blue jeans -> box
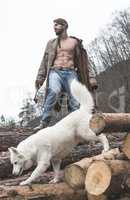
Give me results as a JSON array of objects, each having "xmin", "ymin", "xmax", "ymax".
[{"xmin": 41, "ymin": 68, "xmax": 80, "ymax": 122}]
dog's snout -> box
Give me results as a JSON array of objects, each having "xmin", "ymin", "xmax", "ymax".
[
  {"xmin": 12, "ymin": 170, "xmax": 19, "ymax": 176},
  {"xmin": 12, "ymin": 171, "xmax": 17, "ymax": 176}
]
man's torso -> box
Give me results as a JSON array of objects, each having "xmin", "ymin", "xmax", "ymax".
[{"xmin": 53, "ymin": 37, "xmax": 78, "ymax": 68}]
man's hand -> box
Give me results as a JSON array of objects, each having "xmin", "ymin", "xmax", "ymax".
[
  {"xmin": 35, "ymin": 79, "xmax": 44, "ymax": 90},
  {"xmin": 89, "ymin": 78, "xmax": 98, "ymax": 90}
]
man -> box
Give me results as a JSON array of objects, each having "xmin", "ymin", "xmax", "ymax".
[{"xmin": 34, "ymin": 18, "xmax": 97, "ymax": 130}]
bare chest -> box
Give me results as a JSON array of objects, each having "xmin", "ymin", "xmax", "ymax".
[{"xmin": 57, "ymin": 38, "xmax": 77, "ymax": 53}]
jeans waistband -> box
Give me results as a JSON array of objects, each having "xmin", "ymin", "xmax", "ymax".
[{"xmin": 51, "ymin": 66, "xmax": 76, "ymax": 71}]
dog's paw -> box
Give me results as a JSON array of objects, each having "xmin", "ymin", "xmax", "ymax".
[
  {"xmin": 102, "ymin": 148, "xmax": 109, "ymax": 154},
  {"xmin": 20, "ymin": 180, "xmax": 31, "ymax": 186}
]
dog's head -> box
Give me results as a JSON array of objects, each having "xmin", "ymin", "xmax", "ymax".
[{"xmin": 8, "ymin": 147, "xmax": 33, "ymax": 176}]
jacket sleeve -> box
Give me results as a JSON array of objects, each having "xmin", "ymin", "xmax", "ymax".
[
  {"xmin": 36, "ymin": 41, "xmax": 50, "ymax": 81},
  {"xmin": 88, "ymin": 62, "xmax": 96, "ymax": 78},
  {"xmin": 82, "ymin": 44, "xmax": 96, "ymax": 79}
]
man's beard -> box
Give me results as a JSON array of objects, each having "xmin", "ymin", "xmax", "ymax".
[{"xmin": 55, "ymin": 29, "xmax": 64, "ymax": 36}]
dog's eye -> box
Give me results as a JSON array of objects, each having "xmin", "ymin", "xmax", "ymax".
[{"xmin": 14, "ymin": 162, "xmax": 17, "ymax": 165}]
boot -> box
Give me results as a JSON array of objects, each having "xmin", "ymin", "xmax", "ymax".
[{"xmin": 33, "ymin": 120, "xmax": 48, "ymax": 131}]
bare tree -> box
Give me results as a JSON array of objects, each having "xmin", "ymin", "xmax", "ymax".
[{"xmin": 88, "ymin": 8, "xmax": 130, "ymax": 73}]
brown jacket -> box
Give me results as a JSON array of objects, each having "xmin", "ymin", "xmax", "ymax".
[
  {"xmin": 36, "ymin": 37, "xmax": 96, "ymax": 88},
  {"xmin": 36, "ymin": 37, "xmax": 97, "ymax": 110}
]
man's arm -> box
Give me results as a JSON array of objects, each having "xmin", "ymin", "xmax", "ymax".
[
  {"xmin": 35, "ymin": 41, "xmax": 50, "ymax": 89},
  {"xmin": 83, "ymin": 45, "xmax": 98, "ymax": 90}
]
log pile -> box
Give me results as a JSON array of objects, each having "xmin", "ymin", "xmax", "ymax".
[
  {"xmin": 64, "ymin": 148, "xmax": 130, "ymax": 199},
  {"xmin": 0, "ymin": 113, "xmax": 130, "ymax": 199}
]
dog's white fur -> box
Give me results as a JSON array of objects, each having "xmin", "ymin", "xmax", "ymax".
[{"xmin": 8, "ymin": 80, "xmax": 109, "ymax": 186}]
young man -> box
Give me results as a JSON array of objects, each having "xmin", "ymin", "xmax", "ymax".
[{"xmin": 34, "ymin": 18, "xmax": 97, "ymax": 130}]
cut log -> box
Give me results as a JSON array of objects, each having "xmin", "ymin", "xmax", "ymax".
[
  {"xmin": 0, "ymin": 182, "xmax": 86, "ymax": 200},
  {"xmin": 90, "ymin": 113, "xmax": 130, "ymax": 133},
  {"xmin": 122, "ymin": 133, "xmax": 130, "ymax": 159},
  {"xmin": 65, "ymin": 148, "xmax": 130, "ymax": 195},
  {"xmin": 85, "ymin": 159, "xmax": 130, "ymax": 195},
  {"xmin": 64, "ymin": 148, "xmax": 120, "ymax": 189},
  {"xmin": 85, "ymin": 160, "xmax": 111, "ymax": 195}
]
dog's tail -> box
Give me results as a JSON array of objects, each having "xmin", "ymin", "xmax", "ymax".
[{"xmin": 71, "ymin": 79, "xmax": 94, "ymax": 113}]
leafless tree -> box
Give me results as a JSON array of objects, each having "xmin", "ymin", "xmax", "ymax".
[{"xmin": 88, "ymin": 8, "xmax": 130, "ymax": 73}]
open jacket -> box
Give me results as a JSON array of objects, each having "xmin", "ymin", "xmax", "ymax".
[{"xmin": 36, "ymin": 37, "xmax": 96, "ymax": 110}]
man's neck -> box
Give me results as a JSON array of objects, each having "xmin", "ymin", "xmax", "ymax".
[{"xmin": 58, "ymin": 32, "xmax": 68, "ymax": 40}]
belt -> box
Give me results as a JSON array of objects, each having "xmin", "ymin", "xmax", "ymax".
[{"xmin": 51, "ymin": 66, "xmax": 76, "ymax": 71}]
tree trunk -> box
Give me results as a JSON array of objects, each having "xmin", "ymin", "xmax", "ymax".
[{"xmin": 90, "ymin": 113, "xmax": 130, "ymax": 134}]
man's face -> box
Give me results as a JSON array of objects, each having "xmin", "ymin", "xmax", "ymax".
[{"xmin": 54, "ymin": 22, "xmax": 65, "ymax": 35}]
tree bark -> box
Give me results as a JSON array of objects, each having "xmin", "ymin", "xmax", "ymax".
[{"xmin": 90, "ymin": 113, "xmax": 130, "ymax": 133}]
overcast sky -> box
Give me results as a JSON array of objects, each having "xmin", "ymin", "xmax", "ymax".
[{"xmin": 0, "ymin": 0, "xmax": 130, "ymax": 120}]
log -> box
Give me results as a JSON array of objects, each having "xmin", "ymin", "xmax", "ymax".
[
  {"xmin": 122, "ymin": 133, "xmax": 130, "ymax": 159},
  {"xmin": 0, "ymin": 182, "xmax": 86, "ymax": 200},
  {"xmin": 0, "ymin": 131, "xmax": 32, "ymax": 151},
  {"xmin": 0, "ymin": 170, "xmax": 64, "ymax": 186},
  {"xmin": 64, "ymin": 148, "xmax": 121, "ymax": 189},
  {"xmin": 65, "ymin": 151, "xmax": 130, "ymax": 196},
  {"xmin": 85, "ymin": 160, "xmax": 111, "ymax": 196},
  {"xmin": 85, "ymin": 160, "xmax": 130, "ymax": 196},
  {"xmin": 85, "ymin": 161, "xmax": 111, "ymax": 195},
  {"xmin": 90, "ymin": 113, "xmax": 130, "ymax": 133}
]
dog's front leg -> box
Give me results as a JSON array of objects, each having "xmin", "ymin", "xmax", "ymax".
[
  {"xmin": 49, "ymin": 159, "xmax": 62, "ymax": 183},
  {"xmin": 20, "ymin": 161, "xmax": 50, "ymax": 186},
  {"xmin": 98, "ymin": 133, "xmax": 110, "ymax": 153}
]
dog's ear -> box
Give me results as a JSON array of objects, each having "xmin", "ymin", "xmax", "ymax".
[{"xmin": 8, "ymin": 147, "xmax": 19, "ymax": 155}]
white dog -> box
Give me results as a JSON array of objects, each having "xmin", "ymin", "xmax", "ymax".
[{"xmin": 8, "ymin": 80, "xmax": 109, "ymax": 186}]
